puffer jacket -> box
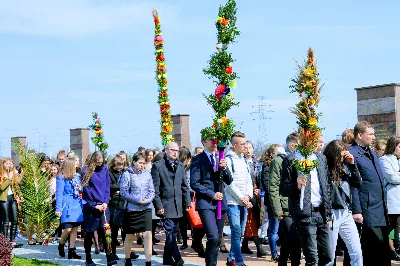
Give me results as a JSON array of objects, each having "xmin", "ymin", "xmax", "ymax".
[
  {"xmin": 280, "ymin": 152, "xmax": 332, "ymax": 223},
  {"xmin": 225, "ymin": 148, "xmax": 253, "ymax": 206},
  {"xmin": 120, "ymin": 168, "xmax": 155, "ymax": 212}
]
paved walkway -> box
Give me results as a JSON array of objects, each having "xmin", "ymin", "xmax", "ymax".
[{"xmin": 12, "ymin": 227, "xmax": 400, "ymax": 266}]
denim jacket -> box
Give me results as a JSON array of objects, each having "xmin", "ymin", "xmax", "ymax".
[{"xmin": 120, "ymin": 168, "xmax": 155, "ymax": 212}]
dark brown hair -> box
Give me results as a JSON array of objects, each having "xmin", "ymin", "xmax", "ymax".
[
  {"xmin": 132, "ymin": 153, "xmax": 146, "ymax": 164},
  {"xmin": 145, "ymin": 149, "xmax": 154, "ymax": 162},
  {"xmin": 323, "ymin": 140, "xmax": 346, "ymax": 182},
  {"xmin": 354, "ymin": 121, "xmax": 372, "ymax": 138},
  {"xmin": 179, "ymin": 146, "xmax": 192, "ymax": 171},
  {"xmin": 260, "ymin": 144, "xmax": 281, "ymax": 166},
  {"xmin": 384, "ymin": 137, "xmax": 400, "ymax": 155}
]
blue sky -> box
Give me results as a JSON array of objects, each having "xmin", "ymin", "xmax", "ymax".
[{"xmin": 0, "ymin": 0, "xmax": 399, "ymax": 157}]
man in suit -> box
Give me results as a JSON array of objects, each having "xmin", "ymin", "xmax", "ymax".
[
  {"xmin": 190, "ymin": 135, "xmax": 232, "ymax": 266},
  {"xmin": 152, "ymin": 142, "xmax": 191, "ymax": 266},
  {"xmin": 280, "ymin": 148, "xmax": 333, "ymax": 265},
  {"xmin": 349, "ymin": 121, "xmax": 391, "ymax": 265}
]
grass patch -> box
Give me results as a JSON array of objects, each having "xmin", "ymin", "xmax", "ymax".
[{"xmin": 12, "ymin": 257, "xmax": 60, "ymax": 266}]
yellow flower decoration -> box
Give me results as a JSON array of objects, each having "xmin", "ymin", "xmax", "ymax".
[
  {"xmin": 303, "ymin": 68, "xmax": 313, "ymax": 77},
  {"xmin": 310, "ymin": 99, "xmax": 316, "ymax": 105},
  {"xmin": 216, "ymin": 17, "xmax": 223, "ymax": 22},
  {"xmin": 308, "ymin": 117, "xmax": 317, "ymax": 125}
]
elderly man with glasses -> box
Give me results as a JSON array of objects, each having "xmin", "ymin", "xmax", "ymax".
[{"xmin": 151, "ymin": 142, "xmax": 191, "ymax": 266}]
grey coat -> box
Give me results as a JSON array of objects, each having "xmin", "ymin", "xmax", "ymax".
[{"xmin": 151, "ymin": 156, "xmax": 191, "ymax": 219}]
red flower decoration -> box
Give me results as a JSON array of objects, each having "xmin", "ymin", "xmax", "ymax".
[
  {"xmin": 221, "ymin": 18, "xmax": 229, "ymax": 26},
  {"xmin": 225, "ymin": 65, "xmax": 233, "ymax": 74},
  {"xmin": 215, "ymin": 84, "xmax": 225, "ymax": 100},
  {"xmin": 159, "ymin": 55, "xmax": 165, "ymax": 61}
]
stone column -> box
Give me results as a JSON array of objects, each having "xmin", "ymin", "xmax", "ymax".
[
  {"xmin": 172, "ymin": 114, "xmax": 191, "ymax": 149},
  {"xmin": 11, "ymin": 136, "xmax": 26, "ymax": 167},
  {"xmin": 70, "ymin": 128, "xmax": 90, "ymax": 166},
  {"xmin": 355, "ymin": 83, "xmax": 400, "ymax": 140}
]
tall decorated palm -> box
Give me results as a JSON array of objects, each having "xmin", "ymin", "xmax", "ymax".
[
  {"xmin": 12, "ymin": 139, "xmax": 53, "ymax": 242},
  {"xmin": 152, "ymin": 9, "xmax": 174, "ymax": 146},
  {"xmin": 289, "ymin": 48, "xmax": 323, "ymax": 209},
  {"xmin": 201, "ymin": 0, "xmax": 240, "ymax": 219}
]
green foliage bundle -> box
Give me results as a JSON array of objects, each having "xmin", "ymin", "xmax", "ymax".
[{"xmin": 12, "ymin": 140, "xmax": 53, "ymax": 242}]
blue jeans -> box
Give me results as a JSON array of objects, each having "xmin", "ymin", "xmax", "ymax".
[
  {"xmin": 327, "ymin": 208, "xmax": 362, "ymax": 266},
  {"xmin": 266, "ymin": 205, "xmax": 280, "ymax": 256},
  {"xmin": 227, "ymin": 205, "xmax": 248, "ymax": 265}
]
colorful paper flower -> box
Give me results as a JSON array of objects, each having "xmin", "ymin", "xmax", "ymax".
[
  {"xmin": 215, "ymin": 84, "xmax": 226, "ymax": 100},
  {"xmin": 221, "ymin": 18, "xmax": 229, "ymax": 26},
  {"xmin": 225, "ymin": 65, "xmax": 233, "ymax": 74}
]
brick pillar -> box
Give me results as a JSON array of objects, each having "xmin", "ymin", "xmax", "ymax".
[
  {"xmin": 172, "ymin": 114, "xmax": 191, "ymax": 149},
  {"xmin": 70, "ymin": 128, "xmax": 90, "ymax": 166},
  {"xmin": 11, "ymin": 136, "xmax": 26, "ymax": 167},
  {"xmin": 355, "ymin": 83, "xmax": 400, "ymax": 140}
]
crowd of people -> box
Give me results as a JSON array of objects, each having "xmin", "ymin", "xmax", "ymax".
[{"xmin": 0, "ymin": 120, "xmax": 399, "ymax": 266}]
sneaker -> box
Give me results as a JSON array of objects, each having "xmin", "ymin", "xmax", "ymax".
[
  {"xmin": 272, "ymin": 254, "xmax": 280, "ymax": 262},
  {"xmin": 226, "ymin": 259, "xmax": 236, "ymax": 266}
]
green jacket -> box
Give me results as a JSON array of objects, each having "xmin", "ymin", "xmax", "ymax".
[
  {"xmin": 269, "ymin": 154, "xmax": 289, "ymax": 217},
  {"xmin": 0, "ymin": 179, "xmax": 11, "ymax": 201}
]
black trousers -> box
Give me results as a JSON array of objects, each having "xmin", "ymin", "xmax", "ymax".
[
  {"xmin": 361, "ymin": 225, "xmax": 391, "ymax": 266},
  {"xmin": 279, "ymin": 216, "xmax": 301, "ymax": 266},
  {"xmin": 163, "ymin": 218, "xmax": 181, "ymax": 264},
  {"xmin": 0, "ymin": 195, "xmax": 18, "ymax": 242},
  {"xmin": 198, "ymin": 209, "xmax": 225, "ymax": 266},
  {"xmin": 296, "ymin": 210, "xmax": 333, "ymax": 266}
]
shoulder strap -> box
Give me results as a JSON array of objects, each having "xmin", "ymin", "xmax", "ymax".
[{"xmin": 226, "ymin": 155, "xmax": 235, "ymax": 173}]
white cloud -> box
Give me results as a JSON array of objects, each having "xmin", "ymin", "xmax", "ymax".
[{"xmin": 0, "ymin": 1, "xmax": 179, "ymax": 37}]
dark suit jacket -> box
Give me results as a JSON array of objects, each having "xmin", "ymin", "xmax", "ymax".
[
  {"xmin": 151, "ymin": 156, "xmax": 191, "ymax": 219},
  {"xmin": 280, "ymin": 152, "xmax": 332, "ymax": 223},
  {"xmin": 190, "ymin": 151, "xmax": 233, "ymax": 210},
  {"xmin": 349, "ymin": 143, "xmax": 388, "ymax": 227}
]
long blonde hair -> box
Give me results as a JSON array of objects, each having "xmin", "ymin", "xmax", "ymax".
[
  {"xmin": 0, "ymin": 158, "xmax": 9, "ymax": 183},
  {"xmin": 60, "ymin": 158, "xmax": 76, "ymax": 180},
  {"xmin": 81, "ymin": 151, "xmax": 104, "ymax": 187}
]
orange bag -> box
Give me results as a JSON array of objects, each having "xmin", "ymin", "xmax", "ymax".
[{"xmin": 187, "ymin": 193, "xmax": 203, "ymax": 228}]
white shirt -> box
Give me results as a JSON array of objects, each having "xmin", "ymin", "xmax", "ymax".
[
  {"xmin": 310, "ymin": 168, "xmax": 322, "ymax": 207},
  {"xmin": 204, "ymin": 150, "xmax": 216, "ymax": 172}
]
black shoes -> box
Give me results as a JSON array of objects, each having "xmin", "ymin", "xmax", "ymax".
[
  {"xmin": 111, "ymin": 253, "xmax": 119, "ymax": 261},
  {"xmin": 68, "ymin": 248, "xmax": 82, "ymax": 259},
  {"xmin": 259, "ymin": 237, "xmax": 269, "ymax": 245},
  {"xmin": 220, "ymin": 245, "xmax": 229, "ymax": 253},
  {"xmin": 153, "ymin": 237, "xmax": 160, "ymax": 244},
  {"xmin": 392, "ymin": 250, "xmax": 400, "ymax": 261},
  {"xmin": 125, "ymin": 258, "xmax": 133, "ymax": 266},
  {"xmin": 58, "ymin": 243, "xmax": 65, "ymax": 258},
  {"xmin": 175, "ymin": 259, "xmax": 184, "ymax": 266},
  {"xmin": 180, "ymin": 244, "xmax": 188, "ymax": 250},
  {"xmin": 131, "ymin": 251, "xmax": 139, "ymax": 259},
  {"xmin": 241, "ymin": 246, "xmax": 253, "ymax": 255}
]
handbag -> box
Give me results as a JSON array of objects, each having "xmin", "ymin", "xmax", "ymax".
[{"xmin": 187, "ymin": 193, "xmax": 203, "ymax": 228}]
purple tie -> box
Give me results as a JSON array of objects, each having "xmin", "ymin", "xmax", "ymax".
[{"xmin": 210, "ymin": 154, "xmax": 216, "ymax": 172}]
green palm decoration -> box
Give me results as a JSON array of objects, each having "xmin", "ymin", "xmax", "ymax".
[{"xmin": 12, "ymin": 139, "xmax": 53, "ymax": 242}]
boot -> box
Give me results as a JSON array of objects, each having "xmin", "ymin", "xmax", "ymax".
[
  {"xmin": 68, "ymin": 248, "xmax": 82, "ymax": 259},
  {"xmin": 106, "ymin": 254, "xmax": 117, "ymax": 265},
  {"xmin": 125, "ymin": 258, "xmax": 133, "ymax": 266},
  {"xmin": 145, "ymin": 262, "xmax": 151, "ymax": 266},
  {"xmin": 58, "ymin": 243, "xmax": 65, "ymax": 258},
  {"xmin": 85, "ymin": 252, "xmax": 94, "ymax": 265},
  {"xmin": 255, "ymin": 238, "xmax": 267, "ymax": 258},
  {"xmin": 241, "ymin": 238, "xmax": 253, "ymax": 254}
]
